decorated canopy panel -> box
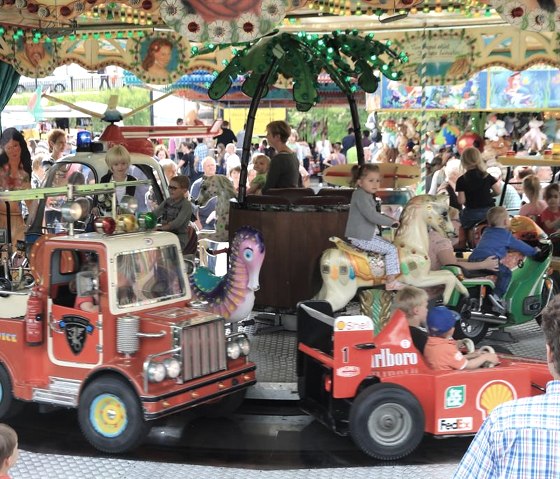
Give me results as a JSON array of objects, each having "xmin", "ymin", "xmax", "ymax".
[
  {"xmin": 374, "ymin": 26, "xmax": 560, "ymax": 85},
  {"xmin": 0, "ymin": 0, "xmax": 559, "ymax": 85}
]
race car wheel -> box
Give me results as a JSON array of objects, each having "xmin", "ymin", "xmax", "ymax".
[
  {"xmin": 454, "ymin": 316, "xmax": 489, "ymax": 344},
  {"xmin": 349, "ymin": 383, "xmax": 424, "ymax": 460},
  {"xmin": 78, "ymin": 376, "xmax": 149, "ymax": 453},
  {"xmin": 0, "ymin": 365, "xmax": 23, "ymax": 419}
]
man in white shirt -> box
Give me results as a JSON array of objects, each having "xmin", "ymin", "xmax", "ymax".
[{"xmin": 224, "ymin": 143, "xmax": 241, "ymax": 176}]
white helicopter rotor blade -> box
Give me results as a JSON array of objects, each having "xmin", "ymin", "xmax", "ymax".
[
  {"xmin": 42, "ymin": 93, "xmax": 104, "ymax": 119},
  {"xmin": 121, "ymin": 90, "xmax": 174, "ymax": 119}
]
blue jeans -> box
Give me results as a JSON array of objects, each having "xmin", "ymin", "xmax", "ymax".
[
  {"xmin": 494, "ymin": 262, "xmax": 512, "ymax": 297},
  {"xmin": 460, "ymin": 207, "xmax": 491, "ymax": 230},
  {"xmin": 469, "ymin": 255, "xmax": 511, "ymax": 297}
]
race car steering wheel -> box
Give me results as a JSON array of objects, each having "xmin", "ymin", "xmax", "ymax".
[{"xmin": 480, "ymin": 345, "xmax": 496, "ymax": 368}]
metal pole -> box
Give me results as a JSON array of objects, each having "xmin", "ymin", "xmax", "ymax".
[
  {"xmin": 419, "ymin": 25, "xmax": 428, "ymax": 193},
  {"xmin": 238, "ymin": 63, "xmax": 277, "ymax": 204},
  {"xmin": 347, "ymin": 94, "xmax": 364, "ymax": 165}
]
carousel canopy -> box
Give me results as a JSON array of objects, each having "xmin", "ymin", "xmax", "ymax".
[{"xmin": 0, "ymin": 0, "xmax": 559, "ymax": 87}]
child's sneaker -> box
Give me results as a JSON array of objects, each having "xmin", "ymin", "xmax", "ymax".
[
  {"xmin": 385, "ymin": 280, "xmax": 405, "ymax": 291},
  {"xmin": 488, "ymin": 294, "xmax": 506, "ymax": 313}
]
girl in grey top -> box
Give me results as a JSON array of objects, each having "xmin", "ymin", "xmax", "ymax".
[{"xmin": 345, "ymin": 164, "xmax": 403, "ymax": 290}]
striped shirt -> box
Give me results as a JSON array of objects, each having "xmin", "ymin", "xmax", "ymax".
[{"xmin": 453, "ymin": 380, "xmax": 560, "ymax": 479}]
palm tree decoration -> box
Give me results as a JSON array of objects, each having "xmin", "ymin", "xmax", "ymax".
[
  {"xmin": 204, "ymin": 30, "xmax": 408, "ymax": 200},
  {"xmin": 208, "ymin": 30, "xmax": 408, "ymax": 112}
]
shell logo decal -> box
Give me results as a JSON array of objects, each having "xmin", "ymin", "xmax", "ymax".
[{"xmin": 476, "ymin": 380, "xmax": 517, "ymax": 420}]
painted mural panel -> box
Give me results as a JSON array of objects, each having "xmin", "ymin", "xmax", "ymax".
[
  {"xmin": 489, "ymin": 69, "xmax": 560, "ymax": 109},
  {"xmin": 380, "ymin": 73, "xmax": 487, "ymax": 110}
]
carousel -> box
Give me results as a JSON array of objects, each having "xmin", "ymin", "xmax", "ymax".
[{"xmin": 0, "ymin": 0, "xmax": 559, "ymax": 468}]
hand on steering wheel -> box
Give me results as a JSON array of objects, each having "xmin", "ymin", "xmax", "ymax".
[
  {"xmin": 479, "ymin": 345, "xmax": 498, "ymax": 368},
  {"xmin": 457, "ymin": 338, "xmax": 475, "ymax": 354}
]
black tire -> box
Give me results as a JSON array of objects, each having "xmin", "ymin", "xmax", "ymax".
[
  {"xmin": 536, "ymin": 275, "xmax": 560, "ymax": 326},
  {"xmin": 53, "ymin": 84, "xmax": 65, "ymax": 92},
  {"xmin": 349, "ymin": 383, "xmax": 425, "ymax": 461},
  {"xmin": 0, "ymin": 278, "xmax": 12, "ymax": 298},
  {"xmin": 453, "ymin": 316, "xmax": 489, "ymax": 344},
  {"xmin": 0, "ymin": 365, "xmax": 23, "ymax": 419},
  {"xmin": 15, "ymin": 85, "xmax": 25, "ymax": 94},
  {"xmin": 78, "ymin": 376, "xmax": 149, "ymax": 453},
  {"xmin": 199, "ymin": 390, "xmax": 246, "ymax": 418}
]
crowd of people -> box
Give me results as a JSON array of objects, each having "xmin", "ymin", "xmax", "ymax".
[
  {"xmin": 2, "ymin": 109, "xmax": 560, "ymax": 475},
  {"xmin": 0, "ymin": 118, "xmax": 314, "ymax": 247}
]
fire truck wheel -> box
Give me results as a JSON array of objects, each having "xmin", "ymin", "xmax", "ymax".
[
  {"xmin": 0, "ymin": 365, "xmax": 23, "ymax": 419},
  {"xmin": 349, "ymin": 383, "xmax": 424, "ymax": 461},
  {"xmin": 78, "ymin": 376, "xmax": 150, "ymax": 453}
]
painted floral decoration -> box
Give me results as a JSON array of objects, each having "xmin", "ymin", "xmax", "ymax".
[
  {"xmin": 491, "ymin": 0, "xmax": 560, "ymax": 32},
  {"xmin": 160, "ymin": 0, "xmax": 287, "ymax": 43}
]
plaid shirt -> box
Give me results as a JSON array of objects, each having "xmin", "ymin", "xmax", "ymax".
[
  {"xmin": 194, "ymin": 143, "xmax": 209, "ymax": 172},
  {"xmin": 454, "ymin": 380, "xmax": 560, "ymax": 479}
]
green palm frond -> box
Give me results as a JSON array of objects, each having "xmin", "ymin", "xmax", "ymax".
[{"xmin": 208, "ymin": 30, "xmax": 408, "ymax": 111}]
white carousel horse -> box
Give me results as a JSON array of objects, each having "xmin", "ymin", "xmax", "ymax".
[
  {"xmin": 395, "ymin": 195, "xmax": 468, "ymax": 301},
  {"xmin": 190, "ymin": 226, "xmax": 265, "ymax": 323},
  {"xmin": 315, "ymin": 194, "xmax": 468, "ymax": 311},
  {"xmin": 196, "ymin": 174, "xmax": 237, "ymax": 243}
]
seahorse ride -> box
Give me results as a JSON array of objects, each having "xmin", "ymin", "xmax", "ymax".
[{"xmin": 190, "ymin": 226, "xmax": 265, "ymax": 322}]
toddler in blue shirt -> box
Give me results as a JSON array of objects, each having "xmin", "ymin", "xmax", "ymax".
[{"xmin": 469, "ymin": 206, "xmax": 538, "ymax": 312}]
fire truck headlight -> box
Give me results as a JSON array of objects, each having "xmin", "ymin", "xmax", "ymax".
[
  {"xmin": 237, "ymin": 336, "xmax": 250, "ymax": 356},
  {"xmin": 147, "ymin": 361, "xmax": 166, "ymax": 382},
  {"xmin": 226, "ymin": 341, "xmax": 241, "ymax": 360},
  {"xmin": 163, "ymin": 358, "xmax": 181, "ymax": 379}
]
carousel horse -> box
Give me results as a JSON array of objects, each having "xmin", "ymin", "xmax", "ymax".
[
  {"xmin": 395, "ymin": 195, "xmax": 468, "ymax": 301},
  {"xmin": 315, "ymin": 194, "xmax": 468, "ymax": 311},
  {"xmin": 196, "ymin": 174, "xmax": 237, "ymax": 243},
  {"xmin": 190, "ymin": 226, "xmax": 265, "ymax": 323}
]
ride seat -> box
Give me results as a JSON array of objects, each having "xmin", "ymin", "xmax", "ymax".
[
  {"xmin": 266, "ymin": 187, "xmax": 315, "ymax": 204},
  {"xmin": 183, "ymin": 223, "xmax": 199, "ymax": 256},
  {"xmin": 196, "ymin": 196, "xmax": 217, "ymax": 230},
  {"xmin": 245, "ymin": 195, "xmax": 290, "ymax": 211},
  {"xmin": 292, "ymin": 195, "xmax": 348, "ymax": 211},
  {"xmin": 51, "ymin": 283, "xmax": 76, "ymax": 307},
  {"xmin": 317, "ymin": 188, "xmax": 353, "ymax": 203},
  {"xmin": 442, "ymin": 264, "xmax": 496, "ymax": 288}
]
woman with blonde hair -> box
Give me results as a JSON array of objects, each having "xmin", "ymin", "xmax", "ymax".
[
  {"xmin": 96, "ymin": 145, "xmax": 137, "ymax": 216},
  {"xmin": 45, "ymin": 129, "xmax": 67, "ymax": 170},
  {"xmin": 262, "ymin": 120, "xmax": 301, "ymax": 192},
  {"xmin": 437, "ymin": 158, "xmax": 463, "ymax": 211},
  {"xmin": 154, "ymin": 144, "xmax": 169, "ymax": 161},
  {"xmin": 519, "ymin": 174, "xmax": 547, "ymax": 220},
  {"xmin": 456, "ymin": 147, "xmax": 500, "ymax": 248}
]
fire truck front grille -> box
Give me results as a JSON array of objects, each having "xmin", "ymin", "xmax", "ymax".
[{"xmin": 181, "ymin": 319, "xmax": 227, "ymax": 380}]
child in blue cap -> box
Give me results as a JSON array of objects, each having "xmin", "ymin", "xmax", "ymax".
[{"xmin": 424, "ymin": 306, "xmax": 499, "ymax": 370}]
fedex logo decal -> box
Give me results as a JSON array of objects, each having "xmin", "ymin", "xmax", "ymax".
[{"xmin": 438, "ymin": 417, "xmax": 473, "ymax": 432}]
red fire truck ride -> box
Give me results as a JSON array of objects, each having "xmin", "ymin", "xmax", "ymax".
[{"xmin": 0, "ymin": 181, "xmax": 255, "ymax": 453}]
